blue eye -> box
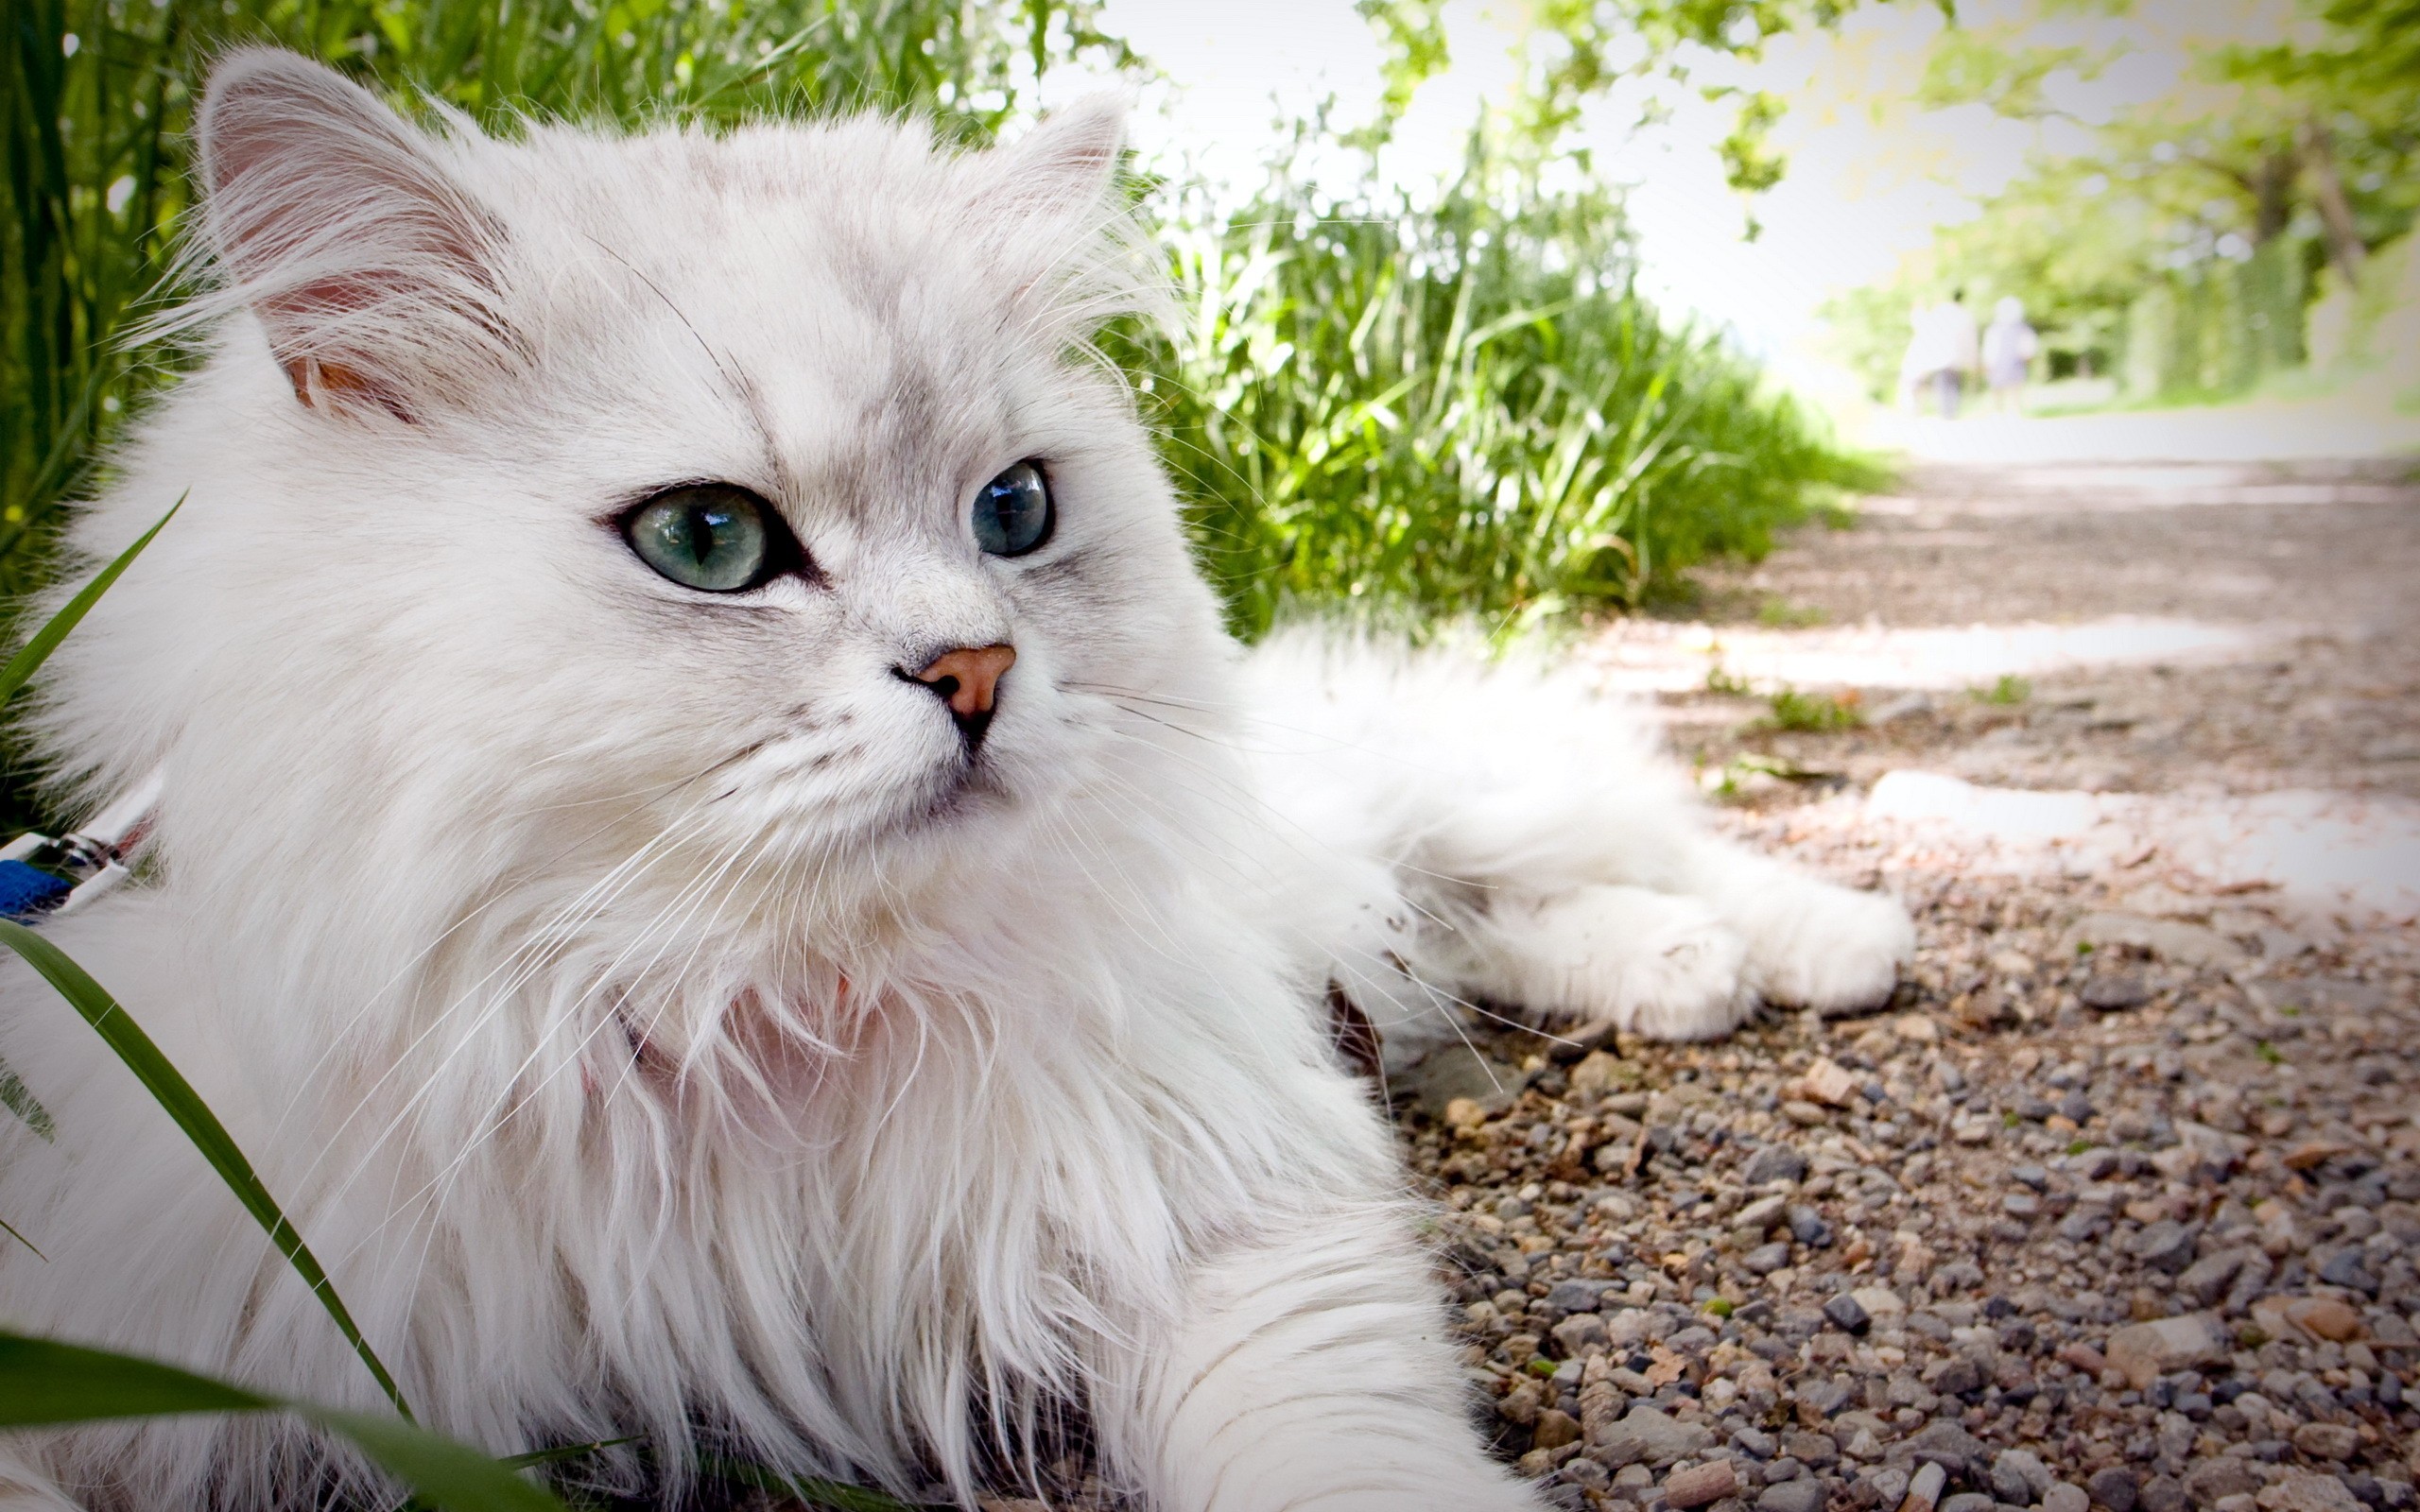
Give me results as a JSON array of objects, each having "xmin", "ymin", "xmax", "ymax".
[
  {"xmin": 972, "ymin": 461, "xmax": 1052, "ymax": 558},
  {"xmin": 625, "ymin": 485, "xmax": 774, "ymax": 592}
]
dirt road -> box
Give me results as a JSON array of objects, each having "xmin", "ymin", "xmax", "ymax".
[{"xmin": 1392, "ymin": 458, "xmax": 2420, "ymax": 1512}]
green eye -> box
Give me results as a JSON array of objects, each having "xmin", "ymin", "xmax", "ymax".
[{"xmin": 624, "ymin": 485, "xmax": 774, "ymax": 592}]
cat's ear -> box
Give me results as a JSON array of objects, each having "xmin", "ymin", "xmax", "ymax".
[
  {"xmin": 992, "ymin": 94, "xmax": 1129, "ymax": 222},
  {"xmin": 194, "ymin": 48, "xmax": 510, "ymax": 420}
]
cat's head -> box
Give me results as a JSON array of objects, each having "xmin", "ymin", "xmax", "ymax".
[{"xmin": 48, "ymin": 51, "xmax": 1232, "ymax": 1015}]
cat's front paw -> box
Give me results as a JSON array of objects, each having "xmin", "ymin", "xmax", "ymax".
[
  {"xmin": 1740, "ymin": 882, "xmax": 1914, "ymax": 1016},
  {"xmin": 1462, "ymin": 885, "xmax": 1754, "ymax": 1042}
]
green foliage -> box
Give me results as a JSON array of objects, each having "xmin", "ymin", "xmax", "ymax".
[
  {"xmin": 1136, "ymin": 174, "xmax": 1880, "ymax": 640},
  {"xmin": 0, "ymin": 1333, "xmax": 566, "ymax": 1512},
  {"xmin": 1755, "ymin": 597, "xmax": 1825, "ymax": 627},
  {"xmin": 1759, "ymin": 685, "xmax": 1861, "ymax": 732},
  {"xmin": 1973, "ymin": 674, "xmax": 2031, "ymax": 705}
]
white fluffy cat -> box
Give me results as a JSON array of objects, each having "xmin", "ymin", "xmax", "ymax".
[{"xmin": 0, "ymin": 51, "xmax": 1910, "ymax": 1511}]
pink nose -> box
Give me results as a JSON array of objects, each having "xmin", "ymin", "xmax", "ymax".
[{"xmin": 909, "ymin": 644, "xmax": 1014, "ymax": 717}]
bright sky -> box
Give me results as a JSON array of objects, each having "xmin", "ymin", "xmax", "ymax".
[{"xmin": 1062, "ymin": 0, "xmax": 2297, "ymax": 404}]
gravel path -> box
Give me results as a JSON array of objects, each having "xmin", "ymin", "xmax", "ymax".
[{"xmin": 1394, "ymin": 460, "xmax": 2420, "ymax": 1512}]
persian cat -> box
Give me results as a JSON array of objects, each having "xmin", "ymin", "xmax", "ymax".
[{"xmin": 0, "ymin": 50, "xmax": 1910, "ymax": 1511}]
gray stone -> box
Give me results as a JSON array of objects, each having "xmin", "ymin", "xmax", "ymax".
[
  {"xmin": 1929, "ymin": 1357, "xmax": 1983, "ymax": 1396},
  {"xmin": 2316, "ymin": 1248, "xmax": 2377, "ymax": 1293},
  {"xmin": 1795, "ymin": 1377, "xmax": 1855, "ymax": 1418},
  {"xmin": 2186, "ymin": 1463, "xmax": 2263, "ymax": 1508},
  {"xmin": 2081, "ymin": 972, "xmax": 2153, "ymax": 1010},
  {"xmin": 2132, "ymin": 1220, "xmax": 2199, "ymax": 1274},
  {"xmin": 2045, "ymin": 1489, "xmax": 2089, "ymax": 1512},
  {"xmin": 1903, "ymin": 1420, "xmax": 1988, "ymax": 1469},
  {"xmin": 1732, "ymin": 1425, "xmax": 1778, "ymax": 1459},
  {"xmin": 1545, "ymin": 1279, "xmax": 1610, "ymax": 1313},
  {"xmin": 2066, "ymin": 913, "xmax": 2247, "ymax": 972},
  {"xmin": 1593, "ymin": 1404, "xmax": 1715, "ymax": 1469},
  {"xmin": 1945, "ymin": 1497, "xmax": 1997, "ymax": 1512},
  {"xmin": 2256, "ymin": 1474, "xmax": 2364, "ymax": 1512},
  {"xmin": 1782, "ymin": 1431, "xmax": 1839, "ymax": 1469},
  {"xmin": 1551, "ymin": 1312, "xmax": 1608, "ymax": 1353},
  {"xmin": 1400, "ymin": 1042, "xmax": 1536, "ymax": 1118},
  {"xmin": 2143, "ymin": 1479, "xmax": 2187, "ymax": 1512},
  {"xmin": 2058, "ymin": 1208, "xmax": 2111, "ymax": 1243},
  {"xmin": 1744, "ymin": 1241, "xmax": 1792, "ymax": 1275},
  {"xmin": 1993, "ymin": 1450, "xmax": 2054, "ymax": 1504},
  {"xmin": 2175, "ymin": 1248, "xmax": 2247, "ymax": 1308},
  {"xmin": 1824, "ymin": 1293, "xmax": 1871, "ymax": 1333},
  {"xmin": 1744, "ymin": 1144, "xmax": 1810, "ymax": 1185},
  {"xmin": 1789, "ymin": 1205, "xmax": 1834, "ymax": 1246},
  {"xmin": 2090, "ymin": 1469, "xmax": 2140, "ymax": 1512},
  {"xmin": 1759, "ymin": 1482, "xmax": 1827, "ymax": 1512}
]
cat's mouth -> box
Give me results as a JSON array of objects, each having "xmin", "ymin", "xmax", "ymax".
[{"xmin": 902, "ymin": 749, "xmax": 1012, "ymax": 831}]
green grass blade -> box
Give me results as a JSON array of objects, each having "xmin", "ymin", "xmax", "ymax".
[
  {"xmin": 0, "ymin": 919, "xmax": 413, "ymax": 1420},
  {"xmin": 303, "ymin": 1408, "xmax": 567, "ymax": 1512},
  {"xmin": 0, "ymin": 1332, "xmax": 565, "ymax": 1512},
  {"xmin": 0, "ymin": 1213, "xmax": 43, "ymax": 1261},
  {"xmin": 497, "ymin": 1437, "xmax": 640, "ymax": 1470},
  {"xmin": 0, "ymin": 1332, "xmax": 271, "ymax": 1423},
  {"xmin": 0, "ymin": 494, "xmax": 182, "ymax": 710},
  {"xmin": 700, "ymin": 1453, "xmax": 920, "ymax": 1511}
]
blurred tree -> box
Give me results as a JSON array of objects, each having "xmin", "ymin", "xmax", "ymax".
[
  {"xmin": 1350, "ymin": 0, "xmax": 1945, "ymax": 195},
  {"xmin": 1830, "ymin": 0, "xmax": 2418, "ymax": 403}
]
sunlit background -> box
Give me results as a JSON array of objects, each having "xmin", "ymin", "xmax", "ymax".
[{"xmin": 1058, "ymin": 0, "xmax": 2416, "ymax": 460}]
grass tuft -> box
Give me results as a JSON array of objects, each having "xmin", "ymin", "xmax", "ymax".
[{"xmin": 1760, "ymin": 686, "xmax": 1863, "ymax": 733}]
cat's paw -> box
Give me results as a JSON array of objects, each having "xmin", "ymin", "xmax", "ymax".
[
  {"xmin": 1458, "ymin": 885, "xmax": 1754, "ymax": 1042},
  {"xmin": 1737, "ymin": 881, "xmax": 1914, "ymax": 1016}
]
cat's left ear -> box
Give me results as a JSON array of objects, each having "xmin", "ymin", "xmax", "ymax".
[
  {"xmin": 194, "ymin": 47, "xmax": 513, "ymax": 421},
  {"xmin": 991, "ymin": 93, "xmax": 1129, "ymax": 223}
]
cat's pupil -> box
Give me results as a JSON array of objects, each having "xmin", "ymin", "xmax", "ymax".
[
  {"xmin": 625, "ymin": 484, "xmax": 771, "ymax": 593},
  {"xmin": 973, "ymin": 462, "xmax": 1052, "ymax": 558}
]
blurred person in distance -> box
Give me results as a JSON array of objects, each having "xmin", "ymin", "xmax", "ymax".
[
  {"xmin": 1899, "ymin": 288, "xmax": 1979, "ymax": 420},
  {"xmin": 1982, "ymin": 295, "xmax": 2039, "ymax": 415}
]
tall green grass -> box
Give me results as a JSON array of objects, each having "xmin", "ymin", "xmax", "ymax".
[{"xmin": 1135, "ymin": 175, "xmax": 1879, "ymax": 640}]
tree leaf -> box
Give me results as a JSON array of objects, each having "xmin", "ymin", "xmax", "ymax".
[{"xmin": 0, "ymin": 919, "xmax": 412, "ymax": 1419}]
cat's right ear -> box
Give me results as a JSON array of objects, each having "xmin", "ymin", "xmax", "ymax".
[{"xmin": 195, "ymin": 48, "xmax": 510, "ymax": 421}]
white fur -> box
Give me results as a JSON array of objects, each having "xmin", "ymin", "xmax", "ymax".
[
  {"xmin": 1239, "ymin": 632, "xmax": 1914, "ymax": 1059},
  {"xmin": 0, "ymin": 51, "xmax": 1905, "ymax": 1511}
]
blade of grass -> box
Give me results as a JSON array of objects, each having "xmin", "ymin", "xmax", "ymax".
[
  {"xmin": 0, "ymin": 1332, "xmax": 562, "ymax": 1512},
  {"xmin": 0, "ymin": 917, "xmax": 412, "ymax": 1420},
  {"xmin": 0, "ymin": 1214, "xmax": 43, "ymax": 1260},
  {"xmin": 0, "ymin": 493, "xmax": 182, "ymax": 709},
  {"xmin": 700, "ymin": 1452, "xmax": 921, "ymax": 1511}
]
